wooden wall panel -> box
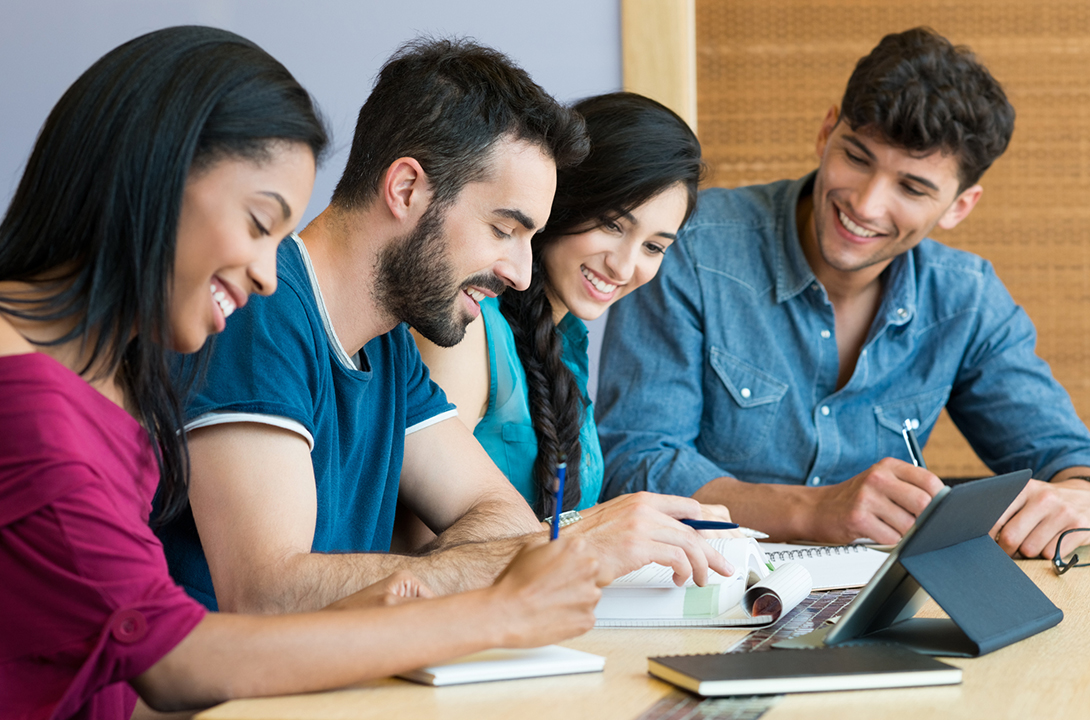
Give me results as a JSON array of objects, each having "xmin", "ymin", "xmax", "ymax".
[{"xmin": 695, "ymin": 0, "xmax": 1090, "ymax": 478}]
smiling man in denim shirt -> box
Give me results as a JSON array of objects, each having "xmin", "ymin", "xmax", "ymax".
[{"xmin": 597, "ymin": 27, "xmax": 1090, "ymax": 559}]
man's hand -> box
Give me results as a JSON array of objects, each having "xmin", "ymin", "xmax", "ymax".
[
  {"xmin": 324, "ymin": 570, "xmax": 435, "ymax": 611},
  {"xmin": 809, "ymin": 458, "xmax": 945, "ymax": 545},
  {"xmin": 487, "ymin": 537, "xmax": 602, "ymax": 648},
  {"xmin": 991, "ymin": 478, "xmax": 1090, "ymax": 558},
  {"xmin": 563, "ymin": 492, "xmax": 735, "ymax": 586}
]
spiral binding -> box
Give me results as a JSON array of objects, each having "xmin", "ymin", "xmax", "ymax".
[{"xmin": 765, "ymin": 545, "xmax": 869, "ymax": 563}]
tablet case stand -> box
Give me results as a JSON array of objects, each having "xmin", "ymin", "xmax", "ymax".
[{"xmin": 776, "ymin": 470, "xmax": 1063, "ymax": 657}]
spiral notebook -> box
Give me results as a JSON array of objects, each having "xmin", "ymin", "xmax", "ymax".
[{"xmin": 758, "ymin": 543, "xmax": 889, "ymax": 591}]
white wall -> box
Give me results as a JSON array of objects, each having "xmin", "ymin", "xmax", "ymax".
[{"xmin": 1, "ymin": 0, "xmax": 620, "ymax": 396}]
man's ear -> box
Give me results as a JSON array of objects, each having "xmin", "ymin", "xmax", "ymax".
[
  {"xmin": 937, "ymin": 184, "xmax": 983, "ymax": 231},
  {"xmin": 815, "ymin": 105, "xmax": 840, "ymax": 159},
  {"xmin": 382, "ymin": 157, "xmax": 429, "ymax": 221}
]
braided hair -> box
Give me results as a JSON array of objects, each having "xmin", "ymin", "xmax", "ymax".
[{"xmin": 499, "ymin": 92, "xmax": 703, "ymax": 515}]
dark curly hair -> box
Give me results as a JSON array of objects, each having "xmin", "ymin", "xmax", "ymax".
[
  {"xmin": 500, "ymin": 92, "xmax": 704, "ymax": 515},
  {"xmin": 0, "ymin": 26, "xmax": 328, "ymax": 523},
  {"xmin": 840, "ymin": 26, "xmax": 1015, "ymax": 191},
  {"xmin": 332, "ymin": 37, "xmax": 588, "ymax": 213}
]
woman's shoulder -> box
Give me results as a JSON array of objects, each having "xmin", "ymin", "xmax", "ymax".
[{"xmin": 0, "ymin": 313, "xmax": 34, "ymax": 357}]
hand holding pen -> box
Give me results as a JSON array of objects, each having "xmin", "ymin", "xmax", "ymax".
[{"xmin": 550, "ymin": 462, "xmax": 567, "ymax": 541}]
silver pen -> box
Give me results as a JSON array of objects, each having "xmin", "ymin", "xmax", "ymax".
[{"xmin": 901, "ymin": 418, "xmax": 927, "ymax": 469}]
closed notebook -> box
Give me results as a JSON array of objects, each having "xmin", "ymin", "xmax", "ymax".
[
  {"xmin": 398, "ymin": 645, "xmax": 605, "ymax": 686},
  {"xmin": 648, "ymin": 645, "xmax": 961, "ymax": 696}
]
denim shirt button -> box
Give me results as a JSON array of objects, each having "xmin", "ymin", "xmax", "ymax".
[
  {"xmin": 810, "ymin": 476, "xmax": 821, "ymax": 485},
  {"xmin": 897, "ymin": 307, "xmax": 908, "ymax": 319},
  {"xmin": 820, "ymin": 330, "xmax": 831, "ymax": 339},
  {"xmin": 820, "ymin": 406, "xmax": 830, "ymax": 416},
  {"xmin": 741, "ymin": 387, "xmax": 752, "ymax": 399},
  {"xmin": 811, "ymin": 283, "xmax": 819, "ymax": 291}
]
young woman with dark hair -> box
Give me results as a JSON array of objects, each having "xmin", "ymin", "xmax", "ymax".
[
  {"xmin": 414, "ymin": 92, "xmax": 722, "ymax": 518},
  {"xmin": 0, "ymin": 26, "xmax": 601, "ymax": 719}
]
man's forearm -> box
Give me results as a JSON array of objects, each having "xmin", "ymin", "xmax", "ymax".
[
  {"xmin": 227, "ymin": 533, "xmax": 542, "ymax": 614},
  {"xmin": 692, "ymin": 476, "xmax": 819, "ymax": 542},
  {"xmin": 1049, "ymin": 466, "xmax": 1090, "ymax": 486},
  {"xmin": 431, "ymin": 497, "xmax": 541, "ymax": 548}
]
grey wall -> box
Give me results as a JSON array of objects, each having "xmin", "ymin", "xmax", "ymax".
[{"xmin": 1, "ymin": 0, "xmax": 620, "ymax": 397}]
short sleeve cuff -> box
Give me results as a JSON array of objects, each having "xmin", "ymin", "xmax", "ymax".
[
  {"xmin": 186, "ymin": 412, "xmax": 315, "ymax": 451},
  {"xmin": 406, "ymin": 408, "xmax": 458, "ymax": 436}
]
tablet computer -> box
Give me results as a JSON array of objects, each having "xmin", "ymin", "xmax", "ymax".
[{"xmin": 775, "ymin": 469, "xmax": 1061, "ymax": 656}]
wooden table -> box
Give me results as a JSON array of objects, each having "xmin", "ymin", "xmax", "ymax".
[{"xmin": 197, "ymin": 561, "xmax": 1090, "ymax": 720}]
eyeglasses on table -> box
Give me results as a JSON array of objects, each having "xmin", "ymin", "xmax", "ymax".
[{"xmin": 1052, "ymin": 528, "xmax": 1090, "ymax": 575}]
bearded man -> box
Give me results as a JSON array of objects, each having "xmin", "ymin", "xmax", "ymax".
[{"xmin": 158, "ymin": 38, "xmax": 732, "ymax": 613}]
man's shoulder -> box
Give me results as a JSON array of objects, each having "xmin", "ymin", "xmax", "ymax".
[
  {"xmin": 685, "ymin": 179, "xmax": 798, "ymax": 235},
  {"xmin": 913, "ymin": 239, "xmax": 999, "ymax": 292},
  {"xmin": 667, "ymin": 180, "xmax": 798, "ymax": 288}
]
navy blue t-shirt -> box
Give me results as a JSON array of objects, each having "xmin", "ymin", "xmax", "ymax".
[{"xmin": 157, "ymin": 235, "xmax": 455, "ymax": 610}]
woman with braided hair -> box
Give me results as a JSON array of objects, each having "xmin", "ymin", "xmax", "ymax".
[{"xmin": 414, "ymin": 92, "xmax": 729, "ymax": 531}]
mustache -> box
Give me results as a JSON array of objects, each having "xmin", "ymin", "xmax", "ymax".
[{"xmin": 460, "ymin": 272, "xmax": 507, "ymax": 297}]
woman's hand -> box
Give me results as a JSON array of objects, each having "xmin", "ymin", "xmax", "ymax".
[
  {"xmin": 567, "ymin": 492, "xmax": 735, "ymax": 586},
  {"xmin": 696, "ymin": 502, "xmax": 745, "ymax": 539}
]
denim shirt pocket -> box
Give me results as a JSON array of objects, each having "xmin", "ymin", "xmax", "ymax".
[
  {"xmin": 703, "ymin": 347, "xmax": 789, "ymax": 463},
  {"xmin": 873, "ymin": 386, "xmax": 951, "ymax": 461}
]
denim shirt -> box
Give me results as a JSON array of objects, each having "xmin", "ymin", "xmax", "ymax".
[{"xmin": 597, "ymin": 173, "xmax": 1090, "ymax": 499}]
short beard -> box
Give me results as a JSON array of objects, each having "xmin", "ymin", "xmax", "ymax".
[{"xmin": 373, "ymin": 202, "xmax": 505, "ymax": 347}]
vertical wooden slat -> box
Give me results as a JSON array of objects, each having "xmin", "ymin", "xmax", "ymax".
[{"xmin": 622, "ymin": 0, "xmax": 697, "ymax": 131}]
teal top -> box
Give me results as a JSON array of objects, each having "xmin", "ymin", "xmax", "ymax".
[{"xmin": 473, "ymin": 296, "xmax": 603, "ymax": 513}]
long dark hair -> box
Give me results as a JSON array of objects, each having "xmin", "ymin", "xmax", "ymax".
[
  {"xmin": 0, "ymin": 26, "xmax": 328, "ymax": 522},
  {"xmin": 499, "ymin": 92, "xmax": 704, "ymax": 515}
]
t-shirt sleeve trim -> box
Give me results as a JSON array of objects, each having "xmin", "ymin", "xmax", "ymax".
[
  {"xmin": 185, "ymin": 412, "xmax": 315, "ymax": 451},
  {"xmin": 406, "ymin": 408, "xmax": 458, "ymax": 436}
]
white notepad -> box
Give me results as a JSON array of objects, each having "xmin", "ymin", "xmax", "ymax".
[
  {"xmin": 758, "ymin": 542, "xmax": 889, "ymax": 591},
  {"xmin": 397, "ymin": 645, "xmax": 605, "ymax": 686},
  {"xmin": 594, "ymin": 538, "xmax": 813, "ymax": 627}
]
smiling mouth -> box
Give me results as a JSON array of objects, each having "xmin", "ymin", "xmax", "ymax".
[
  {"xmin": 838, "ymin": 209, "xmax": 882, "ymax": 238},
  {"xmin": 211, "ymin": 282, "xmax": 237, "ymax": 319},
  {"xmin": 465, "ymin": 287, "xmax": 486, "ymax": 303},
  {"xmin": 581, "ymin": 266, "xmax": 618, "ymax": 294}
]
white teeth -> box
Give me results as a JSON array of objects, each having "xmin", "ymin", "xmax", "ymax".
[
  {"xmin": 211, "ymin": 283, "xmax": 236, "ymax": 319},
  {"xmin": 466, "ymin": 288, "xmax": 485, "ymax": 303},
  {"xmin": 581, "ymin": 266, "xmax": 617, "ymax": 294},
  {"xmin": 839, "ymin": 210, "xmax": 879, "ymax": 238}
]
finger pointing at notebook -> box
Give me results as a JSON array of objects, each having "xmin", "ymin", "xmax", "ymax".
[{"xmin": 566, "ymin": 492, "xmax": 735, "ymax": 587}]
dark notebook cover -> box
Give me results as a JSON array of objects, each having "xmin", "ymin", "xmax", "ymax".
[{"xmin": 648, "ymin": 645, "xmax": 961, "ymax": 697}]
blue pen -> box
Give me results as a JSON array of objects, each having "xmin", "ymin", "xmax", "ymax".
[
  {"xmin": 680, "ymin": 519, "xmax": 740, "ymax": 531},
  {"xmin": 550, "ymin": 462, "xmax": 567, "ymax": 540}
]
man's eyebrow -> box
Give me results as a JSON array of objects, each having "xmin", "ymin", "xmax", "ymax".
[
  {"xmin": 259, "ymin": 191, "xmax": 292, "ymax": 221},
  {"xmin": 495, "ymin": 208, "xmax": 536, "ymax": 231},
  {"xmin": 843, "ymin": 135, "xmax": 941, "ymax": 193},
  {"xmin": 844, "ymin": 135, "xmax": 878, "ymax": 162}
]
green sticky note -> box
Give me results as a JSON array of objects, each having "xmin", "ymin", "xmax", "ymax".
[{"xmin": 682, "ymin": 585, "xmax": 721, "ymax": 618}]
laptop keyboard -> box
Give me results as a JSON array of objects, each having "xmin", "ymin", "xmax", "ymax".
[{"xmin": 635, "ymin": 589, "xmax": 860, "ymax": 720}]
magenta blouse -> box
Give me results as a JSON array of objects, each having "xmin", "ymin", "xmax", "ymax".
[{"xmin": 0, "ymin": 353, "xmax": 206, "ymax": 720}]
